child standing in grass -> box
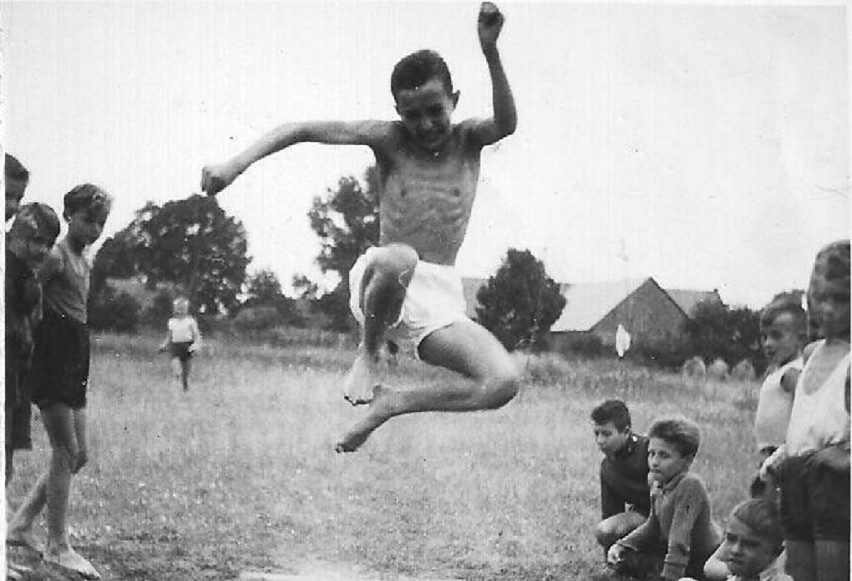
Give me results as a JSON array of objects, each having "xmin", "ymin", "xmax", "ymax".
[
  {"xmin": 607, "ymin": 416, "xmax": 722, "ymax": 581},
  {"xmin": 591, "ymin": 400, "xmax": 650, "ymax": 557},
  {"xmin": 760, "ymin": 240, "xmax": 849, "ymax": 581},
  {"xmin": 7, "ymin": 184, "xmax": 112, "ymax": 580},
  {"xmin": 750, "ymin": 295, "xmax": 806, "ymax": 499},
  {"xmin": 202, "ymin": 3, "xmax": 519, "ymax": 453},
  {"xmin": 683, "ymin": 499, "xmax": 792, "ymax": 581},
  {"xmin": 159, "ymin": 296, "xmax": 202, "ymax": 391}
]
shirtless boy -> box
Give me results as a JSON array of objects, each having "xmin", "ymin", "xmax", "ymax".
[{"xmin": 202, "ymin": 3, "xmax": 519, "ymax": 452}]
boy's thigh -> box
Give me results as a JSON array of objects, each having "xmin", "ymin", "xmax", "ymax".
[
  {"xmin": 39, "ymin": 404, "xmax": 77, "ymax": 449},
  {"xmin": 418, "ymin": 319, "xmax": 515, "ymax": 380}
]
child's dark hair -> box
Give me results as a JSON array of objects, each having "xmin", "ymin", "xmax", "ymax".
[
  {"xmin": 591, "ymin": 399, "xmax": 632, "ymax": 432},
  {"xmin": 63, "ymin": 183, "xmax": 112, "ymax": 217},
  {"xmin": 648, "ymin": 416, "xmax": 700, "ymax": 458},
  {"xmin": 761, "ymin": 294, "xmax": 806, "ymax": 341},
  {"xmin": 10, "ymin": 202, "xmax": 60, "ymax": 244},
  {"xmin": 391, "ymin": 50, "xmax": 454, "ymax": 99},
  {"xmin": 729, "ymin": 499, "xmax": 783, "ymax": 555},
  {"xmin": 5, "ymin": 153, "xmax": 29, "ymax": 183}
]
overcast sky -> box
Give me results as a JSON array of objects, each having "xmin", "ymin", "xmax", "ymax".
[{"xmin": 2, "ymin": 1, "xmax": 849, "ymax": 308}]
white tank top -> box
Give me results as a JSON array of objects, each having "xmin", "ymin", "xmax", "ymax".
[
  {"xmin": 754, "ymin": 358, "xmax": 802, "ymax": 451},
  {"xmin": 785, "ymin": 341, "xmax": 850, "ymax": 456}
]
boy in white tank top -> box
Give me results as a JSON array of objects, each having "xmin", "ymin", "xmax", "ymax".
[{"xmin": 760, "ymin": 240, "xmax": 850, "ymax": 581}]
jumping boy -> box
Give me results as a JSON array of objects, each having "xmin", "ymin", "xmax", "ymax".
[
  {"xmin": 159, "ymin": 296, "xmax": 202, "ymax": 391},
  {"xmin": 201, "ymin": 3, "xmax": 519, "ymax": 452},
  {"xmin": 7, "ymin": 184, "xmax": 112, "ymax": 580},
  {"xmin": 590, "ymin": 400, "xmax": 650, "ymax": 556}
]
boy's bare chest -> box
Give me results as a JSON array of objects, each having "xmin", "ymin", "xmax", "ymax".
[{"xmin": 380, "ymin": 152, "xmax": 481, "ymax": 213}]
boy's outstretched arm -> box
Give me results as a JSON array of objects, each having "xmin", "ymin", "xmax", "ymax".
[
  {"xmin": 201, "ymin": 121, "xmax": 391, "ymax": 196},
  {"xmin": 470, "ymin": 2, "xmax": 517, "ymax": 147}
]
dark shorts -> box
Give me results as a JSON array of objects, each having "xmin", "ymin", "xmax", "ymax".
[
  {"xmin": 30, "ymin": 311, "xmax": 90, "ymax": 409},
  {"xmin": 5, "ymin": 354, "xmax": 32, "ymax": 450},
  {"xmin": 169, "ymin": 341, "xmax": 194, "ymax": 362},
  {"xmin": 778, "ymin": 453, "xmax": 851, "ymax": 542}
]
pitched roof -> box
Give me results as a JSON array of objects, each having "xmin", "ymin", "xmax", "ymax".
[
  {"xmin": 550, "ymin": 277, "xmax": 650, "ymax": 332},
  {"xmin": 665, "ymin": 288, "xmax": 723, "ymax": 317}
]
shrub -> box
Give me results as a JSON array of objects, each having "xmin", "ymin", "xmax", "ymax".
[{"xmin": 88, "ymin": 286, "xmax": 141, "ymax": 333}]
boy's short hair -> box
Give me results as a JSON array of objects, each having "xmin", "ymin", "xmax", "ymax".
[
  {"xmin": 5, "ymin": 153, "xmax": 29, "ymax": 184},
  {"xmin": 648, "ymin": 416, "xmax": 701, "ymax": 458},
  {"xmin": 730, "ymin": 499, "xmax": 783, "ymax": 555},
  {"xmin": 809, "ymin": 240, "xmax": 850, "ymax": 299},
  {"xmin": 391, "ymin": 50, "xmax": 454, "ymax": 99},
  {"xmin": 10, "ymin": 202, "xmax": 60, "ymax": 244},
  {"xmin": 64, "ymin": 183, "xmax": 112, "ymax": 217},
  {"xmin": 761, "ymin": 295, "xmax": 806, "ymax": 339},
  {"xmin": 591, "ymin": 399, "xmax": 632, "ymax": 431}
]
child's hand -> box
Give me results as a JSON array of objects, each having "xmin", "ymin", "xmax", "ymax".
[
  {"xmin": 188, "ymin": 343, "xmax": 198, "ymax": 354},
  {"xmin": 606, "ymin": 544, "xmax": 625, "ymax": 568},
  {"xmin": 478, "ymin": 2, "xmax": 504, "ymax": 52},
  {"xmin": 759, "ymin": 446, "xmax": 786, "ymax": 481},
  {"xmin": 201, "ymin": 162, "xmax": 241, "ymax": 196}
]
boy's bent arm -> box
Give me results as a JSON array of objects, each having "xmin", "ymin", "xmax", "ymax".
[
  {"xmin": 468, "ymin": 3, "xmax": 517, "ymax": 148},
  {"xmin": 202, "ymin": 120, "xmax": 392, "ymax": 195}
]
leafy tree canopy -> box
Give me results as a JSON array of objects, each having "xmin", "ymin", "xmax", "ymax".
[{"xmin": 476, "ymin": 249, "xmax": 566, "ymax": 351}]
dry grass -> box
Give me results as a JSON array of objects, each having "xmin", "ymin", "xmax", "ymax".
[{"xmin": 7, "ymin": 335, "xmax": 760, "ymax": 581}]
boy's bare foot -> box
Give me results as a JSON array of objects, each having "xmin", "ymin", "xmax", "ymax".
[
  {"xmin": 6, "ymin": 529, "xmax": 42, "ymax": 556},
  {"xmin": 342, "ymin": 352, "xmax": 380, "ymax": 405},
  {"xmin": 335, "ymin": 385, "xmax": 395, "ymax": 452},
  {"xmin": 44, "ymin": 548, "xmax": 101, "ymax": 580}
]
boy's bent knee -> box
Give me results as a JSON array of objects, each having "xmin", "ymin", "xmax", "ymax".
[
  {"xmin": 482, "ymin": 368, "xmax": 519, "ymax": 409},
  {"xmin": 368, "ymin": 245, "xmax": 419, "ymax": 281}
]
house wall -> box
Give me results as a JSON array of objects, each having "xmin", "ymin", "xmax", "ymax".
[
  {"xmin": 549, "ymin": 279, "xmax": 689, "ymax": 354},
  {"xmin": 593, "ymin": 279, "xmax": 688, "ymax": 348}
]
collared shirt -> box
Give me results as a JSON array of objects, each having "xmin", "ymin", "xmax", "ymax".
[{"xmin": 600, "ymin": 432, "xmax": 651, "ymax": 519}]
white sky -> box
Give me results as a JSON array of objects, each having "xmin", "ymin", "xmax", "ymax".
[{"xmin": 2, "ymin": 1, "xmax": 849, "ymax": 308}]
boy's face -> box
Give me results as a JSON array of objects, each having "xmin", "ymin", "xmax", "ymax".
[
  {"xmin": 808, "ymin": 285, "xmax": 850, "ymax": 341},
  {"xmin": 593, "ymin": 421, "xmax": 629, "ymax": 457},
  {"xmin": 15, "ymin": 233, "xmax": 53, "ymax": 269},
  {"xmin": 66, "ymin": 206, "xmax": 108, "ymax": 247},
  {"xmin": 173, "ymin": 300, "xmax": 189, "ymax": 316},
  {"xmin": 760, "ymin": 312, "xmax": 801, "ymax": 366},
  {"xmin": 6, "ymin": 177, "xmax": 27, "ymax": 221},
  {"xmin": 721, "ymin": 517, "xmax": 778, "ymax": 578},
  {"xmin": 647, "ymin": 437, "xmax": 690, "ymax": 485},
  {"xmin": 395, "ymin": 78, "xmax": 459, "ymax": 153}
]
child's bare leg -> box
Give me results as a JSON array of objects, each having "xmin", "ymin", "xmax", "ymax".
[
  {"xmin": 6, "ymin": 472, "xmax": 46, "ymax": 551},
  {"xmin": 343, "ymin": 245, "xmax": 418, "ymax": 405},
  {"xmin": 40, "ymin": 404, "xmax": 77, "ymax": 553},
  {"xmin": 170, "ymin": 357, "xmax": 182, "ymax": 382},
  {"xmin": 181, "ymin": 358, "xmax": 192, "ymax": 390},
  {"xmin": 336, "ymin": 319, "xmax": 519, "ymax": 452}
]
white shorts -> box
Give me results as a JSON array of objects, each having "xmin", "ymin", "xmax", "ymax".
[{"xmin": 348, "ymin": 248, "xmax": 469, "ymax": 355}]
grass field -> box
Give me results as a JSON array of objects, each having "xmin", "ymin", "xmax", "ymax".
[{"xmin": 7, "ymin": 332, "xmax": 760, "ymax": 581}]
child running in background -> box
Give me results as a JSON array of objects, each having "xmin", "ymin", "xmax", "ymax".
[
  {"xmin": 7, "ymin": 184, "xmax": 112, "ymax": 580},
  {"xmin": 683, "ymin": 499, "xmax": 792, "ymax": 581},
  {"xmin": 760, "ymin": 240, "xmax": 850, "ymax": 581},
  {"xmin": 202, "ymin": 3, "xmax": 519, "ymax": 453},
  {"xmin": 591, "ymin": 400, "xmax": 650, "ymax": 558},
  {"xmin": 159, "ymin": 295, "xmax": 202, "ymax": 391},
  {"xmin": 607, "ymin": 416, "xmax": 722, "ymax": 581}
]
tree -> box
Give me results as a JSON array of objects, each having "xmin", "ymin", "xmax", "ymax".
[
  {"xmin": 684, "ymin": 301, "xmax": 764, "ymax": 371},
  {"xmin": 475, "ymin": 249, "xmax": 566, "ymax": 351},
  {"xmin": 243, "ymin": 268, "xmax": 303, "ymax": 326},
  {"xmin": 93, "ymin": 195, "xmax": 250, "ymax": 314},
  {"xmin": 305, "ymin": 165, "xmax": 380, "ymax": 330}
]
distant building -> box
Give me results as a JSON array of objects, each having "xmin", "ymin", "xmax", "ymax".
[{"xmin": 462, "ymin": 276, "xmax": 722, "ymax": 353}]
